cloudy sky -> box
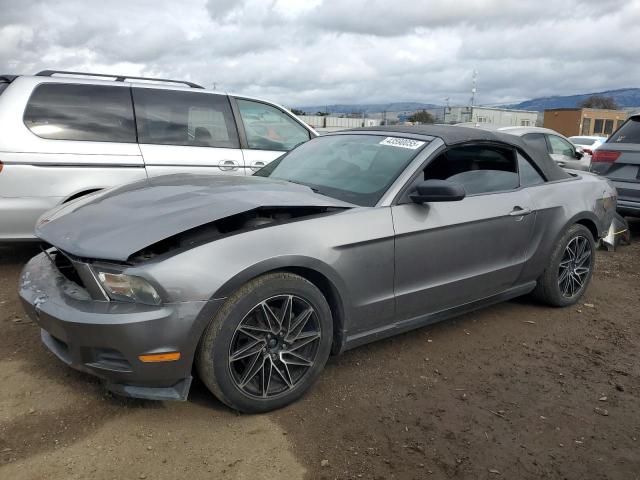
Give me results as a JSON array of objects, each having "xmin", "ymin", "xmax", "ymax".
[{"xmin": 1, "ymin": 0, "xmax": 638, "ymax": 107}]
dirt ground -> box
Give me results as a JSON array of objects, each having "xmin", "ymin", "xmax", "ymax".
[{"xmin": 1, "ymin": 221, "xmax": 639, "ymax": 480}]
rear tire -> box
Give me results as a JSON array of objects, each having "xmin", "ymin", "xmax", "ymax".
[
  {"xmin": 196, "ymin": 272, "xmax": 332, "ymax": 413},
  {"xmin": 532, "ymin": 224, "xmax": 595, "ymax": 307}
]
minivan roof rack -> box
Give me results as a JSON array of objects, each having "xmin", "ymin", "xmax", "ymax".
[{"xmin": 35, "ymin": 70, "xmax": 204, "ymax": 89}]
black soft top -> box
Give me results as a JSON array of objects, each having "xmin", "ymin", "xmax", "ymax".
[{"xmin": 340, "ymin": 125, "xmax": 570, "ymax": 182}]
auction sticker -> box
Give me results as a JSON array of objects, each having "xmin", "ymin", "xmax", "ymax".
[{"xmin": 379, "ymin": 137, "xmax": 425, "ymax": 149}]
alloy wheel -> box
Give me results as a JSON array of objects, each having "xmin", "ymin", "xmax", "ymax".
[
  {"xmin": 558, "ymin": 235, "xmax": 592, "ymax": 298},
  {"xmin": 228, "ymin": 295, "xmax": 322, "ymax": 398}
]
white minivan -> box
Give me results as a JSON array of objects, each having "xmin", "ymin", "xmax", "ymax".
[{"xmin": 0, "ymin": 70, "xmax": 316, "ymax": 240}]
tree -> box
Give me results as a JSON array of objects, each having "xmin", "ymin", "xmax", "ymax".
[
  {"xmin": 290, "ymin": 108, "xmax": 305, "ymax": 116},
  {"xmin": 579, "ymin": 95, "xmax": 619, "ymax": 110},
  {"xmin": 408, "ymin": 110, "xmax": 435, "ymax": 124},
  {"xmin": 315, "ymin": 111, "xmax": 330, "ymax": 116}
]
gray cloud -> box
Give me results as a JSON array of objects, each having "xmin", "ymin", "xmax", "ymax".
[{"xmin": 0, "ymin": 0, "xmax": 637, "ymax": 107}]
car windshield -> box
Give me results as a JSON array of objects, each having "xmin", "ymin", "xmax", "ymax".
[{"xmin": 254, "ymin": 134, "xmax": 427, "ymax": 206}]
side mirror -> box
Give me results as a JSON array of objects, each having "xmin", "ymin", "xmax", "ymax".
[
  {"xmin": 574, "ymin": 148, "xmax": 584, "ymax": 159},
  {"xmin": 410, "ymin": 179, "xmax": 466, "ymax": 203}
]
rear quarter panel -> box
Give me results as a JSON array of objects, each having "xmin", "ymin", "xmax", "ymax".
[{"xmin": 517, "ymin": 173, "xmax": 615, "ymax": 283}]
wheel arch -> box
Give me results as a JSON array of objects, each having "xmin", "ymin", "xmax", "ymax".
[
  {"xmin": 213, "ymin": 256, "xmax": 350, "ymax": 355},
  {"xmin": 568, "ymin": 211, "xmax": 601, "ymax": 241}
]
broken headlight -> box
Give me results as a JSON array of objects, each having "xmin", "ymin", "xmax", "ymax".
[{"xmin": 96, "ymin": 271, "xmax": 161, "ymax": 305}]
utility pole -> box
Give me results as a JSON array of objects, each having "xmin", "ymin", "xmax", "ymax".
[
  {"xmin": 469, "ymin": 70, "xmax": 478, "ymax": 122},
  {"xmin": 444, "ymin": 97, "xmax": 450, "ymax": 123}
]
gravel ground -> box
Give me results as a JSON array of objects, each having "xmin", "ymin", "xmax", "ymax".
[{"xmin": 1, "ymin": 220, "xmax": 639, "ymax": 479}]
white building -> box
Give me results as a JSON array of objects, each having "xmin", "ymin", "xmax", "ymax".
[
  {"xmin": 299, "ymin": 115, "xmax": 381, "ymax": 133},
  {"xmin": 443, "ymin": 106, "xmax": 539, "ymax": 128}
]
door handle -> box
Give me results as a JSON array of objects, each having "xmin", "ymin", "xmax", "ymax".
[
  {"xmin": 557, "ymin": 161, "xmax": 566, "ymax": 167},
  {"xmin": 250, "ymin": 161, "xmax": 266, "ymax": 172},
  {"xmin": 219, "ymin": 160, "xmax": 239, "ymax": 171},
  {"xmin": 509, "ymin": 207, "xmax": 532, "ymax": 217}
]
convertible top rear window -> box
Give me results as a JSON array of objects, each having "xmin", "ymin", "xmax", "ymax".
[{"xmin": 255, "ymin": 134, "xmax": 427, "ymax": 206}]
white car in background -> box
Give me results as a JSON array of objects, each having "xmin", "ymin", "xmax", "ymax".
[
  {"xmin": 499, "ymin": 127, "xmax": 590, "ymax": 171},
  {"xmin": 568, "ymin": 136, "xmax": 607, "ymax": 156}
]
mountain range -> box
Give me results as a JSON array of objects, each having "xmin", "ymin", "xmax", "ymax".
[
  {"xmin": 296, "ymin": 102, "xmax": 438, "ymax": 115},
  {"xmin": 297, "ymin": 88, "xmax": 640, "ymax": 114},
  {"xmin": 507, "ymin": 88, "xmax": 640, "ymax": 111}
]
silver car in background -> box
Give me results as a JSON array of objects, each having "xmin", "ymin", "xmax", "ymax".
[
  {"xmin": 500, "ymin": 126, "xmax": 591, "ymax": 170},
  {"xmin": 0, "ymin": 70, "xmax": 316, "ymax": 241}
]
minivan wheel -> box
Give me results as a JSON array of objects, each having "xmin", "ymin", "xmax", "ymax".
[
  {"xmin": 532, "ymin": 224, "xmax": 595, "ymax": 307},
  {"xmin": 196, "ymin": 272, "xmax": 332, "ymax": 413}
]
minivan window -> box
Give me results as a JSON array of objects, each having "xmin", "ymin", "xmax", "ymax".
[
  {"xmin": 24, "ymin": 83, "xmax": 136, "ymax": 143},
  {"xmin": 0, "ymin": 83, "xmax": 9, "ymax": 95},
  {"xmin": 609, "ymin": 117, "xmax": 640, "ymax": 144},
  {"xmin": 237, "ymin": 99, "xmax": 310, "ymax": 151},
  {"xmin": 133, "ymin": 88, "xmax": 239, "ymax": 149}
]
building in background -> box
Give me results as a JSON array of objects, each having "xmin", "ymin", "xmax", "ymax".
[
  {"xmin": 299, "ymin": 115, "xmax": 381, "ymax": 133},
  {"xmin": 543, "ymin": 108, "xmax": 628, "ymax": 137},
  {"xmin": 441, "ymin": 106, "xmax": 539, "ymax": 128}
]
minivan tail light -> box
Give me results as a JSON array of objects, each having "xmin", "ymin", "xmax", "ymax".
[
  {"xmin": 591, "ymin": 150, "xmax": 621, "ymax": 164},
  {"xmin": 0, "ymin": 160, "xmax": 3, "ymax": 173}
]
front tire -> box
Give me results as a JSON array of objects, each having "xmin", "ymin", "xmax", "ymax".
[
  {"xmin": 196, "ymin": 272, "xmax": 333, "ymax": 413},
  {"xmin": 533, "ymin": 224, "xmax": 595, "ymax": 307}
]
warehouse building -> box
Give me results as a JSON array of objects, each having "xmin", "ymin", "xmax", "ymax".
[
  {"xmin": 299, "ymin": 115, "xmax": 381, "ymax": 133},
  {"xmin": 543, "ymin": 108, "xmax": 628, "ymax": 137},
  {"xmin": 442, "ymin": 106, "xmax": 539, "ymax": 128}
]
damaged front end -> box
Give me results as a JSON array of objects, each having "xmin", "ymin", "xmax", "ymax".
[
  {"xmin": 35, "ymin": 174, "xmax": 355, "ymax": 262},
  {"xmin": 128, "ymin": 206, "xmax": 346, "ymax": 264}
]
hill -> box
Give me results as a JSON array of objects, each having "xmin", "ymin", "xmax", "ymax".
[
  {"xmin": 509, "ymin": 88, "xmax": 640, "ymax": 111},
  {"xmin": 295, "ymin": 102, "xmax": 438, "ymax": 115},
  {"xmin": 294, "ymin": 89, "xmax": 640, "ymax": 115}
]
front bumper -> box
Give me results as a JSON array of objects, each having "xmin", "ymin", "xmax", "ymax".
[{"xmin": 19, "ymin": 252, "xmax": 224, "ymax": 401}]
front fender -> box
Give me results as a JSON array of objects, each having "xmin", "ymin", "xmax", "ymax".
[{"xmin": 213, "ymin": 254, "xmax": 348, "ymax": 300}]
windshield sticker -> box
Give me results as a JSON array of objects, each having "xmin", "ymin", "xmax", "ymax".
[{"xmin": 379, "ymin": 137, "xmax": 425, "ymax": 149}]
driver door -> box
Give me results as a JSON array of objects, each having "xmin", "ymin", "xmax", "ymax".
[{"xmin": 392, "ymin": 144, "xmax": 536, "ymax": 322}]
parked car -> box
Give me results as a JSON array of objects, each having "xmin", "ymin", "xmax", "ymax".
[
  {"xmin": 499, "ymin": 126, "xmax": 590, "ymax": 171},
  {"xmin": 20, "ymin": 125, "xmax": 616, "ymax": 412},
  {"xmin": 568, "ymin": 135, "xmax": 607, "ymax": 156},
  {"xmin": 0, "ymin": 70, "xmax": 316, "ymax": 240},
  {"xmin": 590, "ymin": 113, "xmax": 640, "ymax": 217}
]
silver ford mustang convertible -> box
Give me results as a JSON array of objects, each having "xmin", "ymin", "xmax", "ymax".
[{"xmin": 20, "ymin": 125, "xmax": 617, "ymax": 412}]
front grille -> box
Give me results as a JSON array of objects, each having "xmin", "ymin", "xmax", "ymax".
[{"xmin": 54, "ymin": 250, "xmax": 86, "ymax": 288}]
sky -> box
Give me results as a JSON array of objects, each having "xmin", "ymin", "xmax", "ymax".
[{"xmin": 1, "ymin": 0, "xmax": 638, "ymax": 108}]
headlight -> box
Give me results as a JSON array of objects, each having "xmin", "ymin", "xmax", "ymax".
[{"xmin": 96, "ymin": 272, "xmax": 161, "ymax": 305}]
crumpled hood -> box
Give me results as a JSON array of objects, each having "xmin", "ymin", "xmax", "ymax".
[{"xmin": 36, "ymin": 174, "xmax": 353, "ymax": 261}]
